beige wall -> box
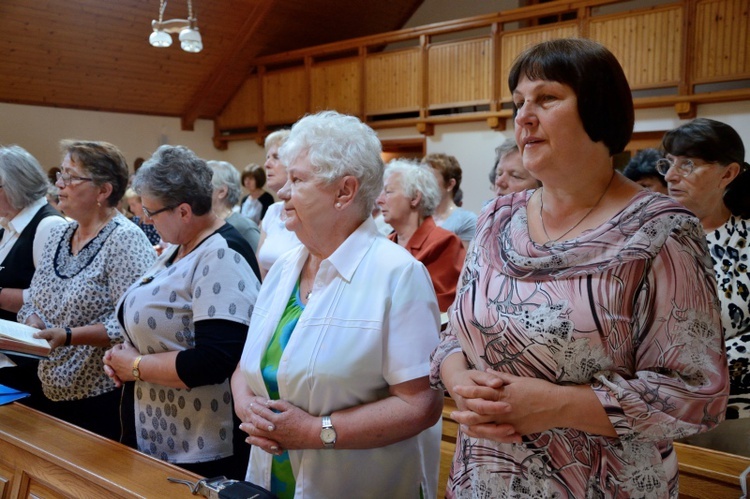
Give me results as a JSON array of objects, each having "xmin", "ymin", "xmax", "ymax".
[{"xmin": 2, "ymin": 100, "xmax": 748, "ymax": 216}]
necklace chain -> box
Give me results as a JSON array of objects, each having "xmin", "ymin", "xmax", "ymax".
[
  {"xmin": 74, "ymin": 210, "xmax": 114, "ymax": 254},
  {"xmin": 538, "ymin": 170, "xmax": 616, "ymax": 247}
]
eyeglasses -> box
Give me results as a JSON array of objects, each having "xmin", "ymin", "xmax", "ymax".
[
  {"xmin": 655, "ymin": 158, "xmax": 716, "ymax": 177},
  {"xmin": 56, "ymin": 171, "xmax": 94, "ymax": 186},
  {"xmin": 142, "ymin": 204, "xmax": 176, "ymax": 219}
]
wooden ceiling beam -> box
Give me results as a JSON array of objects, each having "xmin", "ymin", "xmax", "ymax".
[{"xmin": 180, "ymin": 0, "xmax": 277, "ymax": 130}]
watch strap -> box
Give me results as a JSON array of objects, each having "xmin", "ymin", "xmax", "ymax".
[
  {"xmin": 132, "ymin": 355, "xmax": 143, "ymax": 381},
  {"xmin": 63, "ymin": 326, "xmax": 73, "ymax": 346}
]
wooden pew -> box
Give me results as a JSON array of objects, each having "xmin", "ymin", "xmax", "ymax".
[
  {"xmin": 440, "ymin": 397, "xmax": 750, "ymax": 498},
  {"xmin": 0, "ymin": 402, "xmax": 201, "ymax": 498}
]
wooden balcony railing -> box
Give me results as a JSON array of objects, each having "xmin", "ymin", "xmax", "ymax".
[{"xmin": 213, "ymin": 0, "xmax": 750, "ymax": 148}]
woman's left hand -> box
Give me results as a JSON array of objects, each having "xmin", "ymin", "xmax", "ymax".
[
  {"xmin": 239, "ymin": 397, "xmax": 318, "ymax": 454},
  {"xmin": 33, "ymin": 327, "xmax": 67, "ymax": 351},
  {"xmin": 451, "ymin": 371, "xmax": 561, "ymax": 443}
]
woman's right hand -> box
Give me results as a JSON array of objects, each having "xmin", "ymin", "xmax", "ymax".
[{"xmin": 236, "ymin": 395, "xmax": 284, "ymax": 454}]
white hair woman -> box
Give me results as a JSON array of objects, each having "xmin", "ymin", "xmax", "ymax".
[
  {"xmin": 0, "ymin": 145, "xmax": 66, "ymax": 408},
  {"xmin": 377, "ymin": 159, "xmax": 465, "ymax": 312},
  {"xmin": 255, "ymin": 129, "xmax": 302, "ymax": 279},
  {"xmin": 232, "ymin": 111, "xmax": 442, "ymax": 498},
  {"xmin": 208, "ymin": 160, "xmax": 261, "ymax": 252}
]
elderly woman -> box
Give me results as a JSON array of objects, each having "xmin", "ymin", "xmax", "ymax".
[
  {"xmin": 0, "ymin": 146, "xmax": 66, "ymax": 407},
  {"xmin": 376, "ymin": 159, "xmax": 465, "ymax": 312},
  {"xmin": 422, "ymin": 153, "xmax": 477, "ymax": 248},
  {"xmin": 103, "ymin": 145, "xmax": 261, "ymax": 479},
  {"xmin": 124, "ymin": 188, "xmax": 161, "ymax": 246},
  {"xmin": 240, "ymin": 163, "xmax": 274, "ymax": 225},
  {"xmin": 659, "ymin": 118, "xmax": 750, "ymax": 420},
  {"xmin": 624, "ymin": 148, "xmax": 668, "ymax": 194},
  {"xmin": 17, "ymin": 140, "xmax": 156, "ymax": 440},
  {"xmin": 208, "ymin": 160, "xmax": 261, "ymax": 252},
  {"xmin": 432, "ymin": 39, "xmax": 728, "ymax": 498},
  {"xmin": 493, "ymin": 138, "xmax": 541, "ymax": 196},
  {"xmin": 256, "ymin": 129, "xmax": 302, "ymax": 278},
  {"xmin": 232, "ymin": 111, "xmax": 443, "ymax": 498}
]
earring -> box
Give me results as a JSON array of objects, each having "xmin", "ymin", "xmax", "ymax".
[
  {"xmin": 335, "ymin": 202, "xmax": 342, "ymax": 208},
  {"xmin": 97, "ymin": 201, "xmax": 101, "ymax": 208}
]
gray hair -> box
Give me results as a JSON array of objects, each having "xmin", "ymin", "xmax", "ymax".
[
  {"xmin": 0, "ymin": 145, "xmax": 50, "ymax": 210},
  {"xmin": 495, "ymin": 138, "xmax": 519, "ymax": 164},
  {"xmin": 207, "ymin": 160, "xmax": 242, "ymax": 207},
  {"xmin": 265, "ymin": 129, "xmax": 291, "ymax": 151},
  {"xmin": 383, "ymin": 159, "xmax": 442, "ymax": 218},
  {"xmin": 280, "ymin": 111, "xmax": 384, "ymax": 219},
  {"xmin": 133, "ymin": 145, "xmax": 213, "ymax": 216}
]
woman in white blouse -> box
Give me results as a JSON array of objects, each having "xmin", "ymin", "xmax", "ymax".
[
  {"xmin": 255, "ymin": 129, "xmax": 302, "ymax": 279},
  {"xmin": 232, "ymin": 111, "xmax": 443, "ymax": 498}
]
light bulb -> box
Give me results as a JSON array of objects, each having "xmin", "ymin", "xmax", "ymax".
[
  {"xmin": 179, "ymin": 27, "xmax": 203, "ymax": 53},
  {"xmin": 149, "ymin": 30, "xmax": 172, "ymax": 48}
]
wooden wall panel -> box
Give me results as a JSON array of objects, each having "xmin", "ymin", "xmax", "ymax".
[
  {"xmin": 693, "ymin": 0, "xmax": 750, "ymax": 83},
  {"xmin": 263, "ymin": 67, "xmax": 307, "ymax": 125},
  {"xmin": 499, "ymin": 24, "xmax": 579, "ymax": 102},
  {"xmin": 216, "ymin": 76, "xmax": 259, "ymax": 130},
  {"xmin": 365, "ymin": 49, "xmax": 420, "ymax": 115},
  {"xmin": 310, "ymin": 58, "xmax": 361, "ymax": 116},
  {"xmin": 589, "ymin": 6, "xmax": 683, "ymax": 90},
  {"xmin": 428, "ymin": 38, "xmax": 492, "ymax": 108}
]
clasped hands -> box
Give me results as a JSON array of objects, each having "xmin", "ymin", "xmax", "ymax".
[
  {"xmin": 236, "ymin": 396, "xmax": 318, "ymax": 455},
  {"xmin": 449, "ymin": 370, "xmax": 561, "ymax": 444},
  {"xmin": 102, "ymin": 342, "xmax": 141, "ymax": 387}
]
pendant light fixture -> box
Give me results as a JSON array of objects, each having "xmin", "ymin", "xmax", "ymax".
[{"xmin": 149, "ymin": 0, "xmax": 203, "ymax": 53}]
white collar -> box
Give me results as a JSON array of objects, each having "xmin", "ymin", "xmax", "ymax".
[{"xmin": 0, "ymin": 197, "xmax": 48, "ymax": 234}]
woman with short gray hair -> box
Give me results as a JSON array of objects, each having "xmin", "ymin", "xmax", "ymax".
[
  {"xmin": 104, "ymin": 145, "xmax": 261, "ymax": 480},
  {"xmin": 0, "ymin": 145, "xmax": 65, "ymax": 408},
  {"xmin": 376, "ymin": 159, "xmax": 465, "ymax": 312},
  {"xmin": 208, "ymin": 160, "xmax": 260, "ymax": 252}
]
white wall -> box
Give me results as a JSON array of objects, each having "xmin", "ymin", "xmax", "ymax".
[
  {"xmin": 2, "ymin": 100, "xmax": 748, "ymax": 216},
  {"xmin": 0, "ymin": 102, "xmax": 266, "ymax": 172}
]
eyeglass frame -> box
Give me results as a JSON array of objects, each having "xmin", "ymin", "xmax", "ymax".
[
  {"xmin": 655, "ymin": 157, "xmax": 717, "ymax": 177},
  {"xmin": 142, "ymin": 204, "xmax": 177, "ymax": 219},
  {"xmin": 56, "ymin": 171, "xmax": 94, "ymax": 186}
]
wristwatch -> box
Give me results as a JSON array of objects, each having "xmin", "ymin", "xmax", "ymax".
[
  {"xmin": 320, "ymin": 416, "xmax": 337, "ymax": 449},
  {"xmin": 132, "ymin": 355, "xmax": 143, "ymax": 382}
]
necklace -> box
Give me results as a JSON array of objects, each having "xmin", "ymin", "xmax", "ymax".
[
  {"xmin": 538, "ymin": 170, "xmax": 616, "ymax": 248},
  {"xmin": 74, "ymin": 210, "xmax": 114, "ymax": 254}
]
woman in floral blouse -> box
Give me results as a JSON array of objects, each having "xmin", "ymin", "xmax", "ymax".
[
  {"xmin": 431, "ymin": 39, "xmax": 728, "ymax": 498},
  {"xmin": 19, "ymin": 140, "xmax": 155, "ymax": 440}
]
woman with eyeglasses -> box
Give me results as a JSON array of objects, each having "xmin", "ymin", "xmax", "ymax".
[
  {"xmin": 103, "ymin": 145, "xmax": 261, "ymax": 480},
  {"xmin": 17, "ymin": 140, "xmax": 156, "ymax": 440},
  {"xmin": 661, "ymin": 118, "xmax": 750, "ymax": 420}
]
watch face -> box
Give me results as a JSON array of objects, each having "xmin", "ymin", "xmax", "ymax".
[{"xmin": 321, "ymin": 428, "xmax": 336, "ymax": 443}]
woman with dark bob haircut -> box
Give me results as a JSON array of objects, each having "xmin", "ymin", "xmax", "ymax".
[
  {"xmin": 432, "ymin": 38, "xmax": 728, "ymax": 498},
  {"xmin": 659, "ymin": 118, "xmax": 750, "ymax": 420},
  {"xmin": 19, "ymin": 140, "xmax": 156, "ymax": 440}
]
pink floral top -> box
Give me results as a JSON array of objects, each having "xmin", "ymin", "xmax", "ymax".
[{"xmin": 431, "ymin": 190, "xmax": 729, "ymax": 498}]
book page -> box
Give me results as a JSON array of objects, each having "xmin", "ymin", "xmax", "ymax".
[{"xmin": 0, "ymin": 318, "xmax": 47, "ymax": 348}]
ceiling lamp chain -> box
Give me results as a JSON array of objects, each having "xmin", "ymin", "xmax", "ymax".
[{"xmin": 149, "ymin": 0, "xmax": 203, "ymax": 53}]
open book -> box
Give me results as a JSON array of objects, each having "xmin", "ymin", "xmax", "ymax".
[{"xmin": 0, "ymin": 319, "xmax": 51, "ymax": 359}]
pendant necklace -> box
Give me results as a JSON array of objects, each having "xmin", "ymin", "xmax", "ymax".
[{"xmin": 539, "ymin": 170, "xmax": 616, "ymax": 248}]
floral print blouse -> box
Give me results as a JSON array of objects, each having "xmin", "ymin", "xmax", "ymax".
[
  {"xmin": 18, "ymin": 213, "xmax": 156, "ymax": 401},
  {"xmin": 706, "ymin": 215, "xmax": 750, "ymax": 419},
  {"xmin": 430, "ymin": 190, "xmax": 729, "ymax": 499}
]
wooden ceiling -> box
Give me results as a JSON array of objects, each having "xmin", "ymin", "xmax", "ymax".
[{"xmin": 0, "ymin": 0, "xmax": 424, "ymax": 128}]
